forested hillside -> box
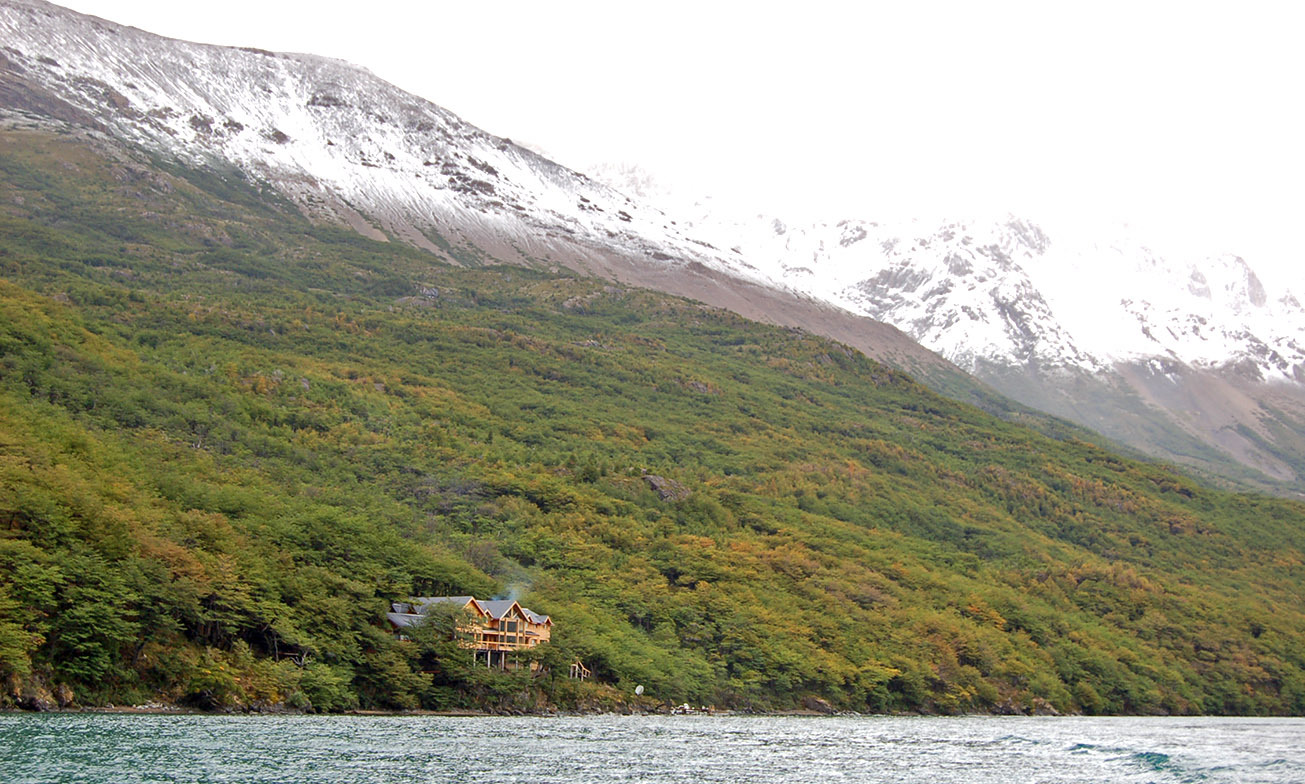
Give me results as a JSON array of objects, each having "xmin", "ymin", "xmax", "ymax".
[{"xmin": 2, "ymin": 126, "xmax": 1304, "ymax": 715}]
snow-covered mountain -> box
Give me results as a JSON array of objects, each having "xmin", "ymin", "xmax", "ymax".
[
  {"xmin": 4, "ymin": 0, "xmax": 1304, "ymax": 494},
  {"xmin": 589, "ymin": 163, "xmax": 1305, "ymax": 492},
  {"xmin": 764, "ymin": 218, "xmax": 1305, "ymax": 491},
  {"xmin": 736, "ymin": 216, "xmax": 1303, "ymax": 382},
  {"xmin": 0, "ymin": 0, "xmax": 724, "ymax": 270},
  {"xmin": 0, "ymin": 0, "xmax": 953, "ymax": 379},
  {"xmin": 589, "ymin": 162, "xmax": 1305, "ymax": 385}
]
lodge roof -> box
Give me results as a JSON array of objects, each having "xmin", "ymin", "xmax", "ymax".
[
  {"xmin": 478, "ymin": 599, "xmax": 523, "ymax": 620},
  {"xmin": 392, "ymin": 596, "xmax": 550, "ymax": 626}
]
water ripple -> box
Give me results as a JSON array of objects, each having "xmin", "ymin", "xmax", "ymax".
[{"xmin": 1, "ymin": 714, "xmax": 1303, "ymax": 784}]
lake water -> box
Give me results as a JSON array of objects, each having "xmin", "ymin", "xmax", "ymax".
[{"xmin": 2, "ymin": 713, "xmax": 1303, "ymax": 783}]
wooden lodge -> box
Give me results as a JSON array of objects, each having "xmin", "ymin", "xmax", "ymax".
[{"xmin": 387, "ymin": 596, "xmax": 552, "ymax": 670}]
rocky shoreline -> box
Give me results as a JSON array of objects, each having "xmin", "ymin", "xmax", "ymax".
[{"xmin": 3, "ymin": 701, "xmax": 1058, "ymax": 718}]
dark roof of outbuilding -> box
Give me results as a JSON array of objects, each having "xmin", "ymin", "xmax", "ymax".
[
  {"xmin": 386, "ymin": 612, "xmax": 425, "ymax": 628},
  {"xmin": 411, "ymin": 596, "xmax": 478, "ymax": 611}
]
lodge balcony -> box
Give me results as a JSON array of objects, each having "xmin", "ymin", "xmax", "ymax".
[{"xmin": 459, "ymin": 628, "xmax": 545, "ymax": 653}]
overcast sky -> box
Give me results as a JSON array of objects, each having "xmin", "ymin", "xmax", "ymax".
[{"xmin": 54, "ymin": 1, "xmax": 1305, "ymax": 289}]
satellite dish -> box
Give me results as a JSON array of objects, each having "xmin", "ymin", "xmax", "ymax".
[{"xmin": 635, "ymin": 685, "xmax": 644, "ymax": 696}]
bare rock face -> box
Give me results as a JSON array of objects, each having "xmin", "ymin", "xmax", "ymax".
[
  {"xmin": 643, "ymin": 474, "xmax": 690, "ymax": 502},
  {"xmin": 802, "ymin": 695, "xmax": 836, "ymax": 714},
  {"xmin": 17, "ymin": 682, "xmax": 55, "ymax": 711}
]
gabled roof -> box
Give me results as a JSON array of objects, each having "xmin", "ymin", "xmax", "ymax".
[
  {"xmin": 478, "ymin": 599, "xmax": 524, "ymax": 620},
  {"xmin": 476, "ymin": 600, "xmax": 551, "ymax": 624}
]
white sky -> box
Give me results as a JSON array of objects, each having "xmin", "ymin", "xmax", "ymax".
[{"xmin": 51, "ymin": 1, "xmax": 1305, "ymax": 291}]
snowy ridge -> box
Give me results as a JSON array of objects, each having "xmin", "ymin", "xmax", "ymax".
[
  {"xmin": 4, "ymin": 0, "xmax": 1300, "ymax": 389},
  {"xmin": 591, "ymin": 158, "xmax": 1305, "ymax": 386},
  {"xmin": 0, "ymin": 0, "xmax": 757, "ymax": 281}
]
